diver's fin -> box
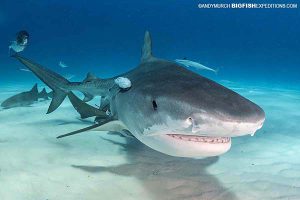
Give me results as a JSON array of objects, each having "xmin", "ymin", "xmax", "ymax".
[
  {"xmin": 56, "ymin": 119, "xmax": 126, "ymax": 139},
  {"xmin": 47, "ymin": 89, "xmax": 67, "ymax": 114},
  {"xmin": 141, "ymin": 31, "xmax": 155, "ymax": 62},
  {"xmin": 68, "ymin": 92, "xmax": 107, "ymax": 119},
  {"xmin": 30, "ymin": 83, "xmax": 38, "ymax": 93},
  {"xmin": 82, "ymin": 92, "xmax": 94, "ymax": 102},
  {"xmin": 83, "ymin": 72, "xmax": 98, "ymax": 83}
]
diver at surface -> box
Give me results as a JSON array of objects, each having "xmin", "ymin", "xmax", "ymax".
[{"xmin": 9, "ymin": 30, "xmax": 29, "ymax": 53}]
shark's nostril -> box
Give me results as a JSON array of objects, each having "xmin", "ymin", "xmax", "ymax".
[
  {"xmin": 185, "ymin": 117, "xmax": 193, "ymax": 127},
  {"xmin": 186, "ymin": 117, "xmax": 201, "ymax": 133}
]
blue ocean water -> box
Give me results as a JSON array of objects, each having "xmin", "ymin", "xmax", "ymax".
[
  {"xmin": 0, "ymin": 1, "xmax": 300, "ymax": 200},
  {"xmin": 0, "ymin": 1, "xmax": 299, "ymax": 88}
]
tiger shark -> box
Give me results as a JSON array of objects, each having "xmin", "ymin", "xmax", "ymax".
[{"xmin": 13, "ymin": 31, "xmax": 265, "ymax": 158}]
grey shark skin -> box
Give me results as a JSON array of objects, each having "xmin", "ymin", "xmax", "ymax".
[
  {"xmin": 1, "ymin": 84, "xmax": 51, "ymax": 109},
  {"xmin": 13, "ymin": 31, "xmax": 265, "ymax": 158}
]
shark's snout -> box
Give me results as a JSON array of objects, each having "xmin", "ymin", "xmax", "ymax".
[
  {"xmin": 213, "ymin": 96, "xmax": 266, "ymax": 124},
  {"xmin": 188, "ymin": 97, "xmax": 265, "ymax": 137}
]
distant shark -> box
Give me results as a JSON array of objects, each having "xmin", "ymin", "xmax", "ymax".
[
  {"xmin": 1, "ymin": 84, "xmax": 52, "ymax": 109},
  {"xmin": 13, "ymin": 31, "xmax": 265, "ymax": 158},
  {"xmin": 59, "ymin": 61, "xmax": 69, "ymax": 68},
  {"xmin": 175, "ymin": 59, "xmax": 218, "ymax": 74}
]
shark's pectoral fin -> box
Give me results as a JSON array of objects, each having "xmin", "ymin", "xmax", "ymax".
[
  {"xmin": 92, "ymin": 120, "xmax": 128, "ymax": 132},
  {"xmin": 56, "ymin": 122, "xmax": 108, "ymax": 139},
  {"xmin": 56, "ymin": 119, "xmax": 127, "ymax": 139},
  {"xmin": 68, "ymin": 92, "xmax": 107, "ymax": 119},
  {"xmin": 47, "ymin": 89, "xmax": 67, "ymax": 114}
]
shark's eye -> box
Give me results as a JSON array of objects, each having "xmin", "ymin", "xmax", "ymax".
[{"xmin": 152, "ymin": 100, "xmax": 158, "ymax": 111}]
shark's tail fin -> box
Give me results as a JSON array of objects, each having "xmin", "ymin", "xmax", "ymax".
[{"xmin": 13, "ymin": 54, "xmax": 69, "ymax": 113}]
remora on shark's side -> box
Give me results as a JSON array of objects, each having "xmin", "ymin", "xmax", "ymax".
[
  {"xmin": 1, "ymin": 84, "xmax": 52, "ymax": 109},
  {"xmin": 13, "ymin": 31, "xmax": 265, "ymax": 158}
]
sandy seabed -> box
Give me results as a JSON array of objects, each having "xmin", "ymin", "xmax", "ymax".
[{"xmin": 0, "ymin": 83, "xmax": 299, "ymax": 200}]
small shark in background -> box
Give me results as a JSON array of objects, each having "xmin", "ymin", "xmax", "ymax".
[
  {"xmin": 13, "ymin": 31, "xmax": 265, "ymax": 158},
  {"xmin": 1, "ymin": 84, "xmax": 52, "ymax": 109},
  {"xmin": 59, "ymin": 61, "xmax": 75, "ymax": 80},
  {"xmin": 19, "ymin": 67, "xmax": 31, "ymax": 72},
  {"xmin": 59, "ymin": 61, "xmax": 69, "ymax": 68},
  {"xmin": 175, "ymin": 59, "xmax": 218, "ymax": 74}
]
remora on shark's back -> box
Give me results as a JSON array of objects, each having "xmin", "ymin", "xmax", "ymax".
[
  {"xmin": 59, "ymin": 61, "xmax": 69, "ymax": 68},
  {"xmin": 14, "ymin": 31, "xmax": 265, "ymax": 158},
  {"xmin": 175, "ymin": 59, "xmax": 218, "ymax": 73}
]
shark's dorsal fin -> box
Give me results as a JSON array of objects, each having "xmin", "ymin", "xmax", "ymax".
[
  {"xmin": 30, "ymin": 83, "xmax": 38, "ymax": 93},
  {"xmin": 83, "ymin": 72, "xmax": 98, "ymax": 83},
  {"xmin": 141, "ymin": 31, "xmax": 155, "ymax": 62}
]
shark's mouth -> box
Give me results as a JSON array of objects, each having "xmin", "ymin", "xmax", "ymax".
[{"xmin": 167, "ymin": 134, "xmax": 231, "ymax": 144}]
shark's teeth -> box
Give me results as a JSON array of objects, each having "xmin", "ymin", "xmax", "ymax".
[{"xmin": 167, "ymin": 134, "xmax": 230, "ymax": 144}]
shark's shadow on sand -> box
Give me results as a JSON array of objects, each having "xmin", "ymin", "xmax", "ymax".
[{"xmin": 72, "ymin": 136, "xmax": 237, "ymax": 200}]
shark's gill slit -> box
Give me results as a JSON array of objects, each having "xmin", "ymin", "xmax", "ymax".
[{"xmin": 152, "ymin": 100, "xmax": 158, "ymax": 110}]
